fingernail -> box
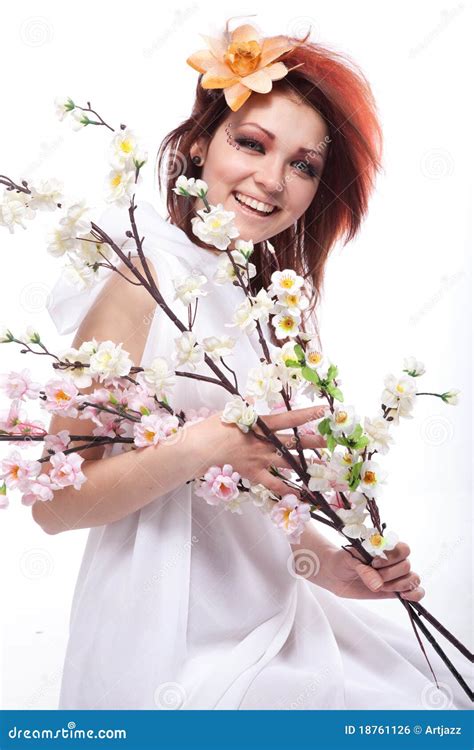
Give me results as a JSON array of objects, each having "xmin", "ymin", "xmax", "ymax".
[{"xmin": 369, "ymin": 576, "xmax": 382, "ymax": 590}]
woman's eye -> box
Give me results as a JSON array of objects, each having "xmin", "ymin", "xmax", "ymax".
[
  {"xmin": 235, "ymin": 138, "xmax": 319, "ymax": 178},
  {"xmin": 235, "ymin": 137, "xmax": 264, "ymax": 152},
  {"xmin": 292, "ymin": 160, "xmax": 317, "ymax": 177}
]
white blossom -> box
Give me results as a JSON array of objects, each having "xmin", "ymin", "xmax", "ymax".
[
  {"xmin": 213, "ymin": 250, "xmax": 256, "ymax": 285},
  {"xmin": 191, "ymin": 204, "xmax": 239, "ymax": 251},
  {"xmin": 173, "ymin": 271, "xmax": 208, "ymax": 306},
  {"xmin": 358, "ymin": 459, "xmax": 387, "ymax": 499},
  {"xmin": 304, "ymin": 341, "xmax": 326, "ymax": 371},
  {"xmin": 273, "ymin": 311, "xmax": 301, "ymax": 340},
  {"xmin": 269, "ymin": 269, "xmax": 304, "ymax": 296},
  {"xmin": 336, "ymin": 504, "xmax": 369, "ymax": 539},
  {"xmin": 141, "ymin": 357, "xmax": 176, "ymax": 399},
  {"xmin": 28, "ymin": 178, "xmax": 64, "ymax": 212},
  {"xmin": 173, "ymin": 176, "xmax": 208, "ymax": 198},
  {"xmin": 105, "ymin": 168, "xmax": 135, "ymax": 206},
  {"xmin": 62, "ymin": 255, "xmax": 96, "ymax": 290},
  {"xmin": 54, "ymin": 96, "xmax": 75, "ymax": 121},
  {"xmin": 221, "ymin": 396, "xmax": 257, "ymax": 433},
  {"xmin": 109, "ymin": 127, "xmax": 139, "ymax": 169},
  {"xmin": 250, "ymin": 288, "xmax": 275, "ymax": 322},
  {"xmin": 234, "ymin": 238, "xmax": 254, "ymax": 259},
  {"xmin": 274, "ymin": 289, "xmax": 309, "ymax": 316},
  {"xmin": 245, "ymin": 363, "xmax": 283, "ymax": 407},
  {"xmin": 307, "ymin": 460, "xmax": 333, "ymax": 492},
  {"xmin": 227, "ymin": 298, "xmax": 257, "ymax": 333},
  {"xmin": 248, "ymin": 482, "xmax": 278, "ymax": 514},
  {"xmin": 403, "ymin": 356, "xmax": 425, "ymax": 377},
  {"xmin": 382, "ymin": 374, "xmax": 417, "ymax": 421},
  {"xmin": 202, "ymin": 335, "xmax": 236, "ymax": 362},
  {"xmin": 0, "ymin": 191, "xmax": 36, "ymax": 233},
  {"xmin": 174, "ymin": 331, "xmax": 203, "ymax": 371},
  {"xmin": 441, "ymin": 390, "xmax": 460, "ymax": 405},
  {"xmin": 329, "ymin": 405, "xmax": 358, "ymax": 437},
  {"xmin": 361, "ymin": 527, "xmax": 398, "ymax": 559},
  {"xmin": 89, "ymin": 340, "xmax": 133, "ymax": 381},
  {"xmin": 364, "ymin": 415, "xmax": 394, "ymax": 455}
]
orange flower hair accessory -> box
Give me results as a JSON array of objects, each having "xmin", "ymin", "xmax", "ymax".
[{"xmin": 186, "ymin": 18, "xmax": 307, "ymax": 112}]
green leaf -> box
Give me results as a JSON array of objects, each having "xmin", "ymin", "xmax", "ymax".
[
  {"xmin": 353, "ymin": 436, "xmax": 370, "ymax": 451},
  {"xmin": 349, "ymin": 424, "xmax": 363, "ymax": 441},
  {"xmin": 284, "ymin": 359, "xmax": 302, "ymax": 368},
  {"xmin": 349, "ymin": 461, "xmax": 363, "ymax": 490},
  {"xmin": 326, "ymin": 386, "xmax": 344, "ymax": 402},
  {"xmin": 301, "ymin": 366, "xmax": 320, "ymax": 384},
  {"xmin": 327, "ymin": 363, "xmax": 339, "ymax": 380},
  {"xmin": 294, "ymin": 344, "xmax": 305, "ymax": 363},
  {"xmin": 327, "ymin": 435, "xmax": 337, "ymax": 452},
  {"xmin": 317, "ymin": 417, "xmax": 331, "ymax": 436}
]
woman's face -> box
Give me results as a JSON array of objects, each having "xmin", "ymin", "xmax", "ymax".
[{"xmin": 191, "ymin": 89, "xmax": 329, "ymax": 246}]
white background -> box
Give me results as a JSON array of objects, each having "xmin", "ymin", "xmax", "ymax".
[{"xmin": 0, "ymin": 0, "xmax": 471, "ymax": 709}]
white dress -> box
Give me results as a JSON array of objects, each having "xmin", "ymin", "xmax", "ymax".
[{"xmin": 46, "ymin": 200, "xmax": 472, "ymax": 710}]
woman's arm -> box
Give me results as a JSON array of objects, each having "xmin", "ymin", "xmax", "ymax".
[
  {"xmin": 289, "ymin": 522, "xmax": 345, "ymax": 593},
  {"xmin": 32, "ymin": 422, "xmax": 210, "ymax": 534}
]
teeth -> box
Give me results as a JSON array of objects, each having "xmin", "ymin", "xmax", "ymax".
[{"xmin": 235, "ymin": 192, "xmax": 275, "ymax": 214}]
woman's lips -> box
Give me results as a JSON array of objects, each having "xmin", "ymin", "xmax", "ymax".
[{"xmin": 231, "ymin": 192, "xmax": 279, "ymax": 218}]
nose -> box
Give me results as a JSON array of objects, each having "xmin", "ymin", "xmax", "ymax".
[{"xmin": 253, "ymin": 157, "xmax": 286, "ymax": 200}]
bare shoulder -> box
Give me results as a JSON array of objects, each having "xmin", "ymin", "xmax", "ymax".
[
  {"xmin": 31, "ymin": 256, "xmax": 160, "ymax": 531},
  {"xmin": 72, "ymin": 255, "xmax": 160, "ymax": 363}
]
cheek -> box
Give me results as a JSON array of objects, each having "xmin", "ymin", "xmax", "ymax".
[
  {"xmin": 283, "ymin": 181, "xmax": 318, "ymax": 221},
  {"xmin": 206, "ymin": 140, "xmax": 251, "ymax": 186}
]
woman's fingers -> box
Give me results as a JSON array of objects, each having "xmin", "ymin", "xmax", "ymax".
[
  {"xmin": 273, "ymin": 432, "xmax": 327, "ymax": 450},
  {"xmin": 400, "ymin": 586, "xmax": 426, "ymax": 602},
  {"xmin": 376, "ymin": 559, "xmax": 411, "ymax": 583},
  {"xmin": 371, "ymin": 542, "xmax": 410, "ymax": 568},
  {"xmin": 260, "ymin": 405, "xmax": 329, "ymax": 432},
  {"xmin": 381, "ymin": 572, "xmax": 421, "ymax": 593},
  {"xmin": 256, "ymin": 470, "xmax": 299, "ymax": 499}
]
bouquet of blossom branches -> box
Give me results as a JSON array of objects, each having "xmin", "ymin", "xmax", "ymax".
[{"xmin": 0, "ymin": 97, "xmax": 472, "ymax": 702}]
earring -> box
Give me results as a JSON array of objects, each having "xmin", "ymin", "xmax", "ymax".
[{"xmin": 191, "ymin": 155, "xmax": 202, "ymax": 165}]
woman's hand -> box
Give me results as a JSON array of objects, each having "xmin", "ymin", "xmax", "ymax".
[
  {"xmin": 187, "ymin": 404, "xmax": 328, "ymax": 497},
  {"xmin": 325, "ymin": 542, "xmax": 425, "ymax": 601}
]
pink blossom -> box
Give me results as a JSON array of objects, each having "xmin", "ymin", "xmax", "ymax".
[
  {"xmin": 133, "ymin": 413, "xmax": 173, "ymax": 448},
  {"xmin": 44, "ymin": 378, "xmax": 79, "ymax": 418},
  {"xmin": 92, "ymin": 412, "xmax": 129, "ymax": 440},
  {"xmin": 0, "ymin": 400, "xmax": 44, "ymax": 448},
  {"xmin": 0, "ymin": 368, "xmax": 41, "ymax": 401},
  {"xmin": 0, "ymin": 450, "xmax": 41, "ymax": 490},
  {"xmin": 44, "ymin": 430, "xmax": 70, "ymax": 454},
  {"xmin": 127, "ymin": 381, "xmax": 157, "ymax": 414},
  {"xmin": 195, "ymin": 464, "xmax": 241, "ymax": 506},
  {"xmin": 270, "ymin": 493, "xmax": 311, "ymax": 543},
  {"xmin": 49, "ymin": 452, "xmax": 86, "ymax": 490},
  {"xmin": 159, "ymin": 415, "xmax": 180, "ymax": 438},
  {"xmin": 21, "ymin": 473, "xmax": 55, "ymax": 505},
  {"xmin": 0, "ymin": 399, "xmax": 23, "ymax": 431}
]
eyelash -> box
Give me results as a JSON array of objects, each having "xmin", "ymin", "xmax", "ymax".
[{"xmin": 234, "ymin": 137, "xmax": 320, "ymax": 178}]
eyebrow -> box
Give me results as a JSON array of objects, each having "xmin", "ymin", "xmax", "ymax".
[{"xmin": 238, "ymin": 121, "xmax": 326, "ymax": 162}]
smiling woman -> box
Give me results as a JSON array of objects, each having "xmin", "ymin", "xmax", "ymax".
[
  {"xmin": 35, "ymin": 19, "xmax": 471, "ymax": 713},
  {"xmin": 157, "ymin": 29, "xmax": 383, "ymax": 347}
]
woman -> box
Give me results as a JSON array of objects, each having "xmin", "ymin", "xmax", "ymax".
[{"xmin": 37, "ymin": 21, "xmax": 470, "ymax": 709}]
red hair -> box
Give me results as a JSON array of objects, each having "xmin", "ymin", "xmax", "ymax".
[{"xmin": 156, "ymin": 33, "xmax": 383, "ymax": 347}]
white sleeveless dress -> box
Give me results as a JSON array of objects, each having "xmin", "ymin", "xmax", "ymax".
[{"xmin": 46, "ymin": 200, "xmax": 472, "ymax": 710}]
